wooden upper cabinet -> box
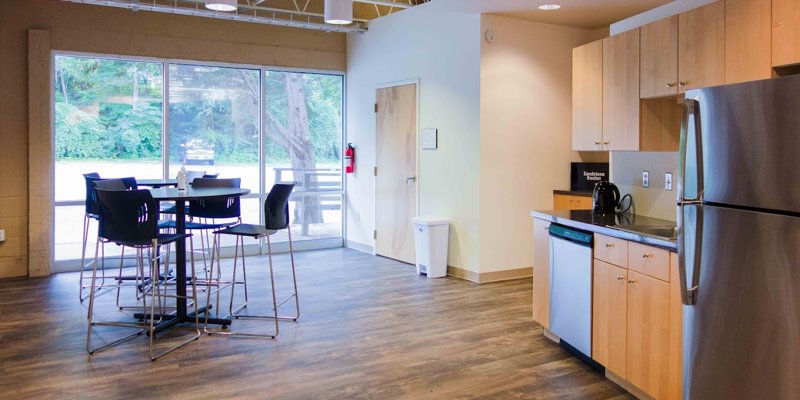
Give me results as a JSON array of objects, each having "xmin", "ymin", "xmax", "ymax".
[
  {"xmin": 641, "ymin": 16, "xmax": 679, "ymax": 98},
  {"xmin": 678, "ymin": 1, "xmax": 725, "ymax": 93},
  {"xmin": 602, "ymin": 29, "xmax": 640, "ymax": 151},
  {"xmin": 573, "ymin": 40, "xmax": 604, "ymax": 151},
  {"xmin": 532, "ymin": 218, "xmax": 551, "ymax": 329},
  {"xmin": 772, "ymin": 0, "xmax": 800, "ymax": 67},
  {"xmin": 725, "ymin": 0, "xmax": 772, "ymax": 84},
  {"xmin": 626, "ymin": 270, "xmax": 671, "ymax": 400}
]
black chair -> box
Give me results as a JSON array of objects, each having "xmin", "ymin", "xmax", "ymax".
[
  {"xmin": 87, "ymin": 188, "xmax": 200, "ymax": 360},
  {"xmin": 204, "ymin": 183, "xmax": 298, "ymax": 339},
  {"xmin": 79, "ymin": 173, "xmax": 102, "ymax": 302}
]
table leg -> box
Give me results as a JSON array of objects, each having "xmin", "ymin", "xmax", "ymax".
[{"xmin": 175, "ymin": 199, "xmax": 187, "ymax": 319}]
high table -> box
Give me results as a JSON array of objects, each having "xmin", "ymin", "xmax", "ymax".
[
  {"xmin": 135, "ymin": 186, "xmax": 251, "ymax": 333},
  {"xmin": 137, "ymin": 178, "xmax": 178, "ymax": 188}
]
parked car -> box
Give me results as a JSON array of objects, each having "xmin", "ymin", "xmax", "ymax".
[{"xmin": 180, "ymin": 139, "xmax": 215, "ymax": 165}]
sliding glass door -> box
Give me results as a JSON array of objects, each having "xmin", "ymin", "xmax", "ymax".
[{"xmin": 53, "ymin": 54, "xmax": 344, "ymax": 267}]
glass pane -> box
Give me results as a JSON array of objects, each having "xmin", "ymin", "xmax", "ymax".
[
  {"xmin": 167, "ymin": 64, "xmax": 260, "ymax": 191},
  {"xmin": 54, "ymin": 55, "xmax": 163, "ymax": 261},
  {"xmin": 54, "ymin": 55, "xmax": 163, "ymax": 202},
  {"xmin": 264, "ymin": 71, "xmax": 343, "ymax": 241}
]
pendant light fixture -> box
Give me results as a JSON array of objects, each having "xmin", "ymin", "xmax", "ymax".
[
  {"xmin": 205, "ymin": 0, "xmax": 238, "ymax": 12},
  {"xmin": 324, "ymin": 0, "xmax": 353, "ymax": 25}
]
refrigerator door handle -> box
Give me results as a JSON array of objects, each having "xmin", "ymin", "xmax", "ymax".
[
  {"xmin": 678, "ymin": 98, "xmax": 704, "ymax": 205},
  {"xmin": 678, "ymin": 204, "xmax": 703, "ymax": 306}
]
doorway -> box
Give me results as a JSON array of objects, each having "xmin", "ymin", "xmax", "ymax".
[{"xmin": 374, "ymin": 83, "xmax": 418, "ymax": 264}]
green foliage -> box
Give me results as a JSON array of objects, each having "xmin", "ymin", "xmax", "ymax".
[{"xmin": 54, "ymin": 56, "xmax": 344, "ymax": 165}]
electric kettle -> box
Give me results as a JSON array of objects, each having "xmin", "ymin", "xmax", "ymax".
[{"xmin": 592, "ymin": 181, "xmax": 620, "ymax": 214}]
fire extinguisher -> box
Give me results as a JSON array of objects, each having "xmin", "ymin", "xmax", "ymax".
[{"xmin": 345, "ymin": 143, "xmax": 355, "ymax": 174}]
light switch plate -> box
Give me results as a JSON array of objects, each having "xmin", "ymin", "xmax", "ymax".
[
  {"xmin": 421, "ymin": 128, "xmax": 438, "ymax": 150},
  {"xmin": 665, "ymin": 172, "xmax": 673, "ymax": 191},
  {"xmin": 642, "ymin": 171, "xmax": 650, "ymax": 188},
  {"xmin": 0, "ymin": 229, "xmax": 5, "ymax": 242}
]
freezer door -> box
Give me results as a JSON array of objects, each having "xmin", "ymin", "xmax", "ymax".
[
  {"xmin": 683, "ymin": 205, "xmax": 800, "ymax": 399},
  {"xmin": 685, "ymin": 75, "xmax": 800, "ymax": 213}
]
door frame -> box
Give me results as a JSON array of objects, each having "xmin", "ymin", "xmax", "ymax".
[{"xmin": 373, "ymin": 79, "xmax": 420, "ymax": 255}]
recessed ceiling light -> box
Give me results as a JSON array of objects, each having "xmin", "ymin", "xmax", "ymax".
[{"xmin": 538, "ymin": 4, "xmax": 561, "ymax": 10}]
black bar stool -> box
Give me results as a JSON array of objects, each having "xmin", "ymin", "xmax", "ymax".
[
  {"xmin": 87, "ymin": 188, "xmax": 200, "ymax": 360},
  {"xmin": 204, "ymin": 183, "xmax": 299, "ymax": 339}
]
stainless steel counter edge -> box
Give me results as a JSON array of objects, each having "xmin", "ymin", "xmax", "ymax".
[{"xmin": 530, "ymin": 210, "xmax": 677, "ymax": 252}]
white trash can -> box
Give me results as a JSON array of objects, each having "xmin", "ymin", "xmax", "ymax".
[{"xmin": 412, "ymin": 216, "xmax": 450, "ymax": 278}]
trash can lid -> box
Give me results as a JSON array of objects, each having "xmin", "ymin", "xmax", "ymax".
[{"xmin": 412, "ymin": 216, "xmax": 450, "ymax": 226}]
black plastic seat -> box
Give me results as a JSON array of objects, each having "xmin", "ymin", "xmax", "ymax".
[
  {"xmin": 79, "ymin": 173, "xmax": 103, "ymax": 302},
  {"xmin": 87, "ymin": 188, "xmax": 200, "ymax": 361},
  {"xmin": 204, "ymin": 183, "xmax": 298, "ymax": 339}
]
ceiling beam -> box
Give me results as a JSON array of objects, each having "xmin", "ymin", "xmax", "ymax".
[
  {"xmin": 64, "ymin": 0, "xmax": 368, "ymax": 33},
  {"xmin": 353, "ymin": 0, "xmax": 412, "ymax": 8}
]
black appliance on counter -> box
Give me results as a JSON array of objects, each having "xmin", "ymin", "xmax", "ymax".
[{"xmin": 592, "ymin": 181, "xmax": 620, "ymax": 213}]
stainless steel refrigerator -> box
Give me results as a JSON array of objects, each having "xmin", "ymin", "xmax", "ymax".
[{"xmin": 677, "ymin": 75, "xmax": 800, "ymax": 399}]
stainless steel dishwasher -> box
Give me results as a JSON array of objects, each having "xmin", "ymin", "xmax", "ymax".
[{"xmin": 548, "ymin": 224, "xmax": 593, "ymax": 357}]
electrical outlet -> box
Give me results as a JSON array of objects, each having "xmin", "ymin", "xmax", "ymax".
[
  {"xmin": 665, "ymin": 172, "xmax": 673, "ymax": 191},
  {"xmin": 0, "ymin": 229, "xmax": 5, "ymax": 242},
  {"xmin": 642, "ymin": 171, "xmax": 650, "ymax": 188}
]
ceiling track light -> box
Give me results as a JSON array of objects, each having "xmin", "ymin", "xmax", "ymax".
[
  {"xmin": 205, "ymin": 0, "xmax": 238, "ymax": 12},
  {"xmin": 325, "ymin": 0, "xmax": 353, "ymax": 25},
  {"xmin": 538, "ymin": 4, "xmax": 561, "ymax": 11}
]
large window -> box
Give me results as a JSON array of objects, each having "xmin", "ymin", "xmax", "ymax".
[{"xmin": 53, "ymin": 54, "xmax": 344, "ymax": 265}]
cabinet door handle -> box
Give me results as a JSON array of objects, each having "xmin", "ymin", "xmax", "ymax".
[
  {"xmin": 617, "ymin": 276, "xmax": 625, "ymax": 281},
  {"xmin": 666, "ymin": 82, "xmax": 676, "ymax": 88},
  {"xmin": 605, "ymin": 243, "xmax": 615, "ymax": 248},
  {"xmin": 628, "ymin": 279, "xmax": 637, "ymax": 284},
  {"xmin": 642, "ymin": 253, "xmax": 653, "ymax": 259},
  {"xmin": 679, "ymin": 81, "xmax": 688, "ymax": 87},
  {"xmin": 594, "ymin": 141, "xmax": 601, "ymax": 145}
]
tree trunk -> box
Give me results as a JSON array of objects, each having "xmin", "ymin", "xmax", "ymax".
[
  {"xmin": 284, "ymin": 73, "xmax": 322, "ymax": 234},
  {"xmin": 58, "ymin": 66, "xmax": 69, "ymax": 105}
]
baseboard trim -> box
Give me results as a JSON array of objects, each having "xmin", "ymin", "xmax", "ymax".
[
  {"xmin": 345, "ymin": 240, "xmax": 374, "ymax": 254},
  {"xmin": 446, "ymin": 266, "xmax": 533, "ymax": 284}
]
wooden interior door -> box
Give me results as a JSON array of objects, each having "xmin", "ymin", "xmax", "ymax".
[
  {"xmin": 375, "ymin": 84, "xmax": 417, "ymax": 264},
  {"xmin": 592, "ymin": 260, "xmax": 628, "ymax": 378},
  {"xmin": 626, "ymin": 270, "xmax": 671, "ymax": 399}
]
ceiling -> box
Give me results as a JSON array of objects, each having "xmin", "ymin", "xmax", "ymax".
[{"xmin": 438, "ymin": 0, "xmax": 675, "ymax": 30}]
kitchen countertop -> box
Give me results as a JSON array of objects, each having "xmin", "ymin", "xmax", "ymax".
[
  {"xmin": 552, "ymin": 190, "xmax": 593, "ymax": 197},
  {"xmin": 530, "ymin": 209, "xmax": 677, "ymax": 251}
]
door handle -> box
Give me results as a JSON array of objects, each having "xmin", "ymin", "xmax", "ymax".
[
  {"xmin": 678, "ymin": 203, "xmax": 703, "ymax": 305},
  {"xmin": 678, "ymin": 98, "xmax": 704, "ymax": 205},
  {"xmin": 405, "ymin": 176, "xmax": 416, "ymax": 183}
]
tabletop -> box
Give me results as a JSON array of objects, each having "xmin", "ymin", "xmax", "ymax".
[
  {"xmin": 148, "ymin": 186, "xmax": 250, "ymax": 201},
  {"xmin": 137, "ymin": 178, "xmax": 178, "ymax": 188}
]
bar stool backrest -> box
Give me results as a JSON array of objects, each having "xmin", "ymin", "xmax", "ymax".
[
  {"xmin": 95, "ymin": 189, "xmax": 159, "ymax": 245},
  {"xmin": 94, "ymin": 177, "xmax": 138, "ymax": 191},
  {"xmin": 265, "ymin": 183, "xmax": 295, "ymax": 231},
  {"xmin": 83, "ymin": 173, "xmax": 102, "ymax": 216},
  {"xmin": 189, "ymin": 178, "xmax": 241, "ymax": 219}
]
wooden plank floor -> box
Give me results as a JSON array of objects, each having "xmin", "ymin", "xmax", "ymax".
[{"xmin": 0, "ymin": 248, "xmax": 633, "ymax": 400}]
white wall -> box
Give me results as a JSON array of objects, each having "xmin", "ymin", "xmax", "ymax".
[
  {"xmin": 478, "ymin": 15, "xmax": 603, "ymax": 273},
  {"xmin": 346, "ymin": 2, "xmax": 482, "ymax": 271}
]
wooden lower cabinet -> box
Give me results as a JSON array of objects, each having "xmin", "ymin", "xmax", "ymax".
[
  {"xmin": 591, "ymin": 243, "xmax": 680, "ymax": 399},
  {"xmin": 553, "ymin": 194, "xmax": 593, "ymax": 210},
  {"xmin": 532, "ymin": 218, "xmax": 551, "ymax": 329},
  {"xmin": 592, "ymin": 260, "xmax": 628, "ymax": 377},
  {"xmin": 626, "ymin": 270, "xmax": 671, "ymax": 399}
]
